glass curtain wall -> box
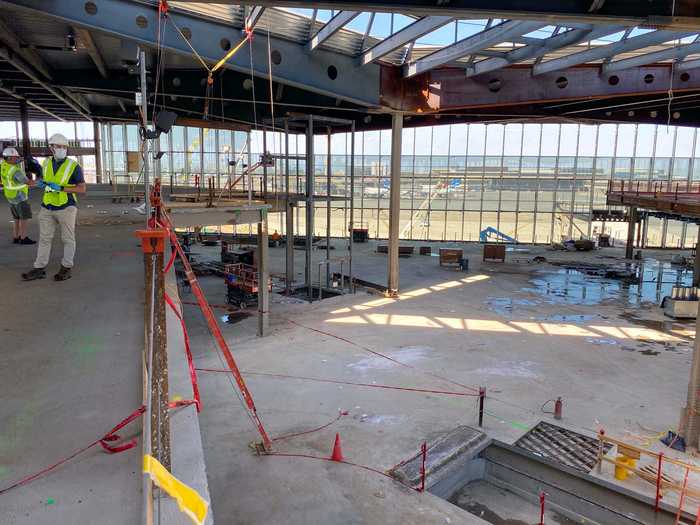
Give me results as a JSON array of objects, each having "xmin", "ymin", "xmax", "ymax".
[{"xmin": 99, "ymin": 121, "xmax": 700, "ymax": 248}]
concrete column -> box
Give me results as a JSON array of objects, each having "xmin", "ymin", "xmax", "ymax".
[
  {"xmin": 93, "ymin": 120, "xmax": 102, "ymax": 184},
  {"xmin": 387, "ymin": 112, "xmax": 403, "ymax": 296},
  {"xmin": 694, "ymin": 241, "xmax": 700, "ymax": 287},
  {"xmin": 19, "ymin": 100, "xmax": 30, "ymax": 160},
  {"xmin": 625, "ymin": 207, "xmax": 637, "ymax": 260},
  {"xmin": 257, "ymin": 214, "xmax": 269, "ymax": 337},
  {"xmin": 305, "ymin": 116, "xmax": 315, "ymax": 301},
  {"xmin": 681, "ymin": 303, "xmax": 700, "ymax": 450}
]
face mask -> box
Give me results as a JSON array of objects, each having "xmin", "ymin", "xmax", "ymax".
[{"xmin": 53, "ymin": 147, "xmax": 67, "ymax": 160}]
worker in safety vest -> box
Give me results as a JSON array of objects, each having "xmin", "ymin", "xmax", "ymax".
[
  {"xmin": 1, "ymin": 146, "xmax": 36, "ymax": 244},
  {"xmin": 22, "ymin": 133, "xmax": 86, "ymax": 282}
]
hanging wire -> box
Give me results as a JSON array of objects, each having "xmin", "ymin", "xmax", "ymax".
[{"xmin": 666, "ymin": 0, "xmax": 678, "ymax": 128}]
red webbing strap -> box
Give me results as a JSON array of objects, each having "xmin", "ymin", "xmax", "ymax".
[
  {"xmin": 164, "ymin": 291, "xmax": 202, "ymax": 412},
  {"xmin": 160, "ymin": 216, "xmax": 272, "ymax": 450},
  {"xmin": 164, "ymin": 247, "xmax": 177, "ymax": 274},
  {"xmin": 0, "ymin": 406, "xmax": 146, "ymax": 496},
  {"xmin": 99, "ymin": 405, "xmax": 146, "ymax": 453}
]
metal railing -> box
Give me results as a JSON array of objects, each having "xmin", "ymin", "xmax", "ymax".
[{"xmin": 609, "ymin": 180, "xmax": 700, "ymax": 198}]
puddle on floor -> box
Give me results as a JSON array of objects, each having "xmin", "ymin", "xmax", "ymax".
[
  {"xmin": 221, "ymin": 311, "xmax": 252, "ymax": 324},
  {"xmin": 523, "ymin": 259, "xmax": 692, "ymax": 307}
]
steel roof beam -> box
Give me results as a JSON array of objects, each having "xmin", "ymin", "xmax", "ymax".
[
  {"xmin": 0, "ymin": 85, "xmax": 64, "ymax": 120},
  {"xmin": 73, "ymin": 27, "xmax": 108, "ymax": 78},
  {"xmin": 467, "ymin": 24, "xmax": 627, "ymax": 77},
  {"xmin": 533, "ymin": 29, "xmax": 696, "ymax": 75},
  {"xmin": 0, "ymin": 16, "xmax": 53, "ymax": 80},
  {"xmin": 225, "ymin": 1, "xmax": 700, "ymax": 30},
  {"xmin": 404, "ymin": 20, "xmax": 545, "ymax": 78},
  {"xmin": 308, "ymin": 11, "xmax": 360, "ymax": 50},
  {"xmin": 244, "ymin": 6, "xmax": 265, "ymax": 31},
  {"xmin": 0, "ymin": 46, "xmax": 90, "ymax": 118},
  {"xmin": 602, "ymin": 40, "xmax": 700, "ymax": 73},
  {"xmin": 677, "ymin": 58, "xmax": 700, "ymax": 71},
  {"xmin": 6, "ymin": 0, "xmax": 381, "ymax": 107},
  {"xmin": 361, "ymin": 15, "xmax": 452, "ymax": 65}
]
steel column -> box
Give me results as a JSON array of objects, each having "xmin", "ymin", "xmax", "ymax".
[
  {"xmin": 258, "ymin": 213, "xmax": 269, "ymax": 336},
  {"xmin": 93, "ymin": 120, "xmax": 102, "ymax": 183},
  {"xmin": 349, "ymin": 122, "xmax": 355, "ymax": 292},
  {"xmin": 625, "ymin": 207, "xmax": 637, "ymax": 259},
  {"xmin": 19, "ymin": 99, "xmax": 30, "ymax": 160},
  {"xmin": 326, "ymin": 127, "xmax": 332, "ymax": 289},
  {"xmin": 306, "ymin": 115, "xmax": 314, "ymax": 300},
  {"xmin": 284, "ymin": 119, "xmax": 294, "ymax": 293},
  {"xmin": 388, "ymin": 112, "xmax": 403, "ymax": 295}
]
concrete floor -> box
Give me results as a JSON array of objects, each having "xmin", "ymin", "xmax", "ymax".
[
  {"xmin": 2, "ymin": 190, "xmax": 697, "ymax": 524},
  {"xmin": 0, "ymin": 200, "xmax": 144, "ymax": 524},
  {"xmin": 182, "ymin": 238, "xmax": 696, "ymax": 523}
]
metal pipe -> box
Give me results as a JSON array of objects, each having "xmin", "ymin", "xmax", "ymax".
[
  {"xmin": 326, "ymin": 126, "xmax": 332, "ymax": 289},
  {"xmin": 139, "ymin": 47, "xmax": 150, "ymax": 223},
  {"xmin": 142, "ymin": 252, "xmax": 155, "ymax": 525},
  {"xmin": 349, "ymin": 121, "xmax": 355, "ymax": 293}
]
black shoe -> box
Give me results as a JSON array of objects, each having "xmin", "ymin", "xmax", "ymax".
[
  {"xmin": 20, "ymin": 237, "xmax": 36, "ymax": 245},
  {"xmin": 54, "ymin": 265, "xmax": 72, "ymax": 281},
  {"xmin": 22, "ymin": 268, "xmax": 46, "ymax": 281},
  {"xmin": 13, "ymin": 237, "xmax": 19, "ymax": 244}
]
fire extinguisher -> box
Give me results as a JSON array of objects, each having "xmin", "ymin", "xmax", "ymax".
[{"xmin": 554, "ymin": 397, "xmax": 563, "ymax": 420}]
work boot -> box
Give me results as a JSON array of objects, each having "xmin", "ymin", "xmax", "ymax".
[
  {"xmin": 22, "ymin": 268, "xmax": 46, "ymax": 281},
  {"xmin": 13, "ymin": 237, "xmax": 19, "ymax": 244},
  {"xmin": 20, "ymin": 237, "xmax": 36, "ymax": 245},
  {"xmin": 54, "ymin": 265, "xmax": 72, "ymax": 281}
]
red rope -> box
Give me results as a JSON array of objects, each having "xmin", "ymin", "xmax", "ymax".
[
  {"xmin": 0, "ymin": 400, "xmax": 197, "ymax": 498},
  {"xmin": 158, "ymin": 216, "xmax": 272, "ymax": 450},
  {"xmin": 165, "ymin": 291, "xmax": 202, "ymax": 412},
  {"xmin": 271, "ymin": 410, "xmax": 349, "ymax": 443},
  {"xmin": 0, "ymin": 406, "xmax": 145, "ymax": 497},
  {"xmin": 196, "ymin": 368, "xmax": 478, "ymax": 397},
  {"xmin": 263, "ymin": 452, "xmax": 418, "ymax": 491},
  {"xmin": 284, "ymin": 319, "xmax": 479, "ymax": 394}
]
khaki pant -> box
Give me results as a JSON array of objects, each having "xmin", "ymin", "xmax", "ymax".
[{"xmin": 34, "ymin": 206, "xmax": 78, "ymax": 269}]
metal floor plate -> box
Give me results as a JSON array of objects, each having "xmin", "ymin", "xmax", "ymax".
[{"xmin": 515, "ymin": 421, "xmax": 612, "ymax": 472}]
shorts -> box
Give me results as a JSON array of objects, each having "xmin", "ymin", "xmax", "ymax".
[{"xmin": 9, "ymin": 201, "xmax": 32, "ymax": 220}]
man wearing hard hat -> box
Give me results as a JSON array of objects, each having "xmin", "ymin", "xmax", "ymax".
[
  {"xmin": 1, "ymin": 146, "xmax": 36, "ymax": 244},
  {"xmin": 22, "ymin": 133, "xmax": 86, "ymax": 281}
]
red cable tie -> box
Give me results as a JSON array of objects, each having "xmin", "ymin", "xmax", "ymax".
[{"xmin": 165, "ymin": 291, "xmax": 202, "ymax": 412}]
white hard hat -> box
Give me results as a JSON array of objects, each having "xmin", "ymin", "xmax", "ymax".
[
  {"xmin": 2, "ymin": 147, "xmax": 19, "ymax": 157},
  {"xmin": 48, "ymin": 133, "xmax": 69, "ymax": 147}
]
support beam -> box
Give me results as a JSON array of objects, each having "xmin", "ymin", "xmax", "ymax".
[
  {"xmin": 308, "ymin": 11, "xmax": 360, "ymax": 50},
  {"xmin": 226, "ymin": 1, "xmax": 700, "ymax": 30},
  {"xmin": 0, "ymin": 15, "xmax": 53, "ymax": 79},
  {"xmin": 387, "ymin": 112, "xmax": 402, "ymax": 296},
  {"xmin": 305, "ymin": 115, "xmax": 314, "ymax": 301},
  {"xmin": 257, "ymin": 214, "xmax": 269, "ymax": 337},
  {"xmin": 94, "ymin": 120, "xmax": 102, "ymax": 183},
  {"xmin": 625, "ymin": 207, "xmax": 636, "ymax": 259},
  {"xmin": 678, "ymin": 58, "xmax": 700, "ymax": 71},
  {"xmin": 0, "ymin": 46, "xmax": 90, "ymax": 119},
  {"xmin": 6, "ymin": 0, "xmax": 381, "ymax": 107},
  {"xmin": 73, "ymin": 27, "xmax": 108, "ymax": 78},
  {"xmin": 602, "ymin": 41, "xmax": 700, "ymax": 74},
  {"xmin": 404, "ymin": 20, "xmax": 545, "ymax": 78},
  {"xmin": 467, "ymin": 25, "xmax": 626, "ymax": 77},
  {"xmin": 284, "ymin": 119, "xmax": 294, "ymax": 294},
  {"xmin": 361, "ymin": 16, "xmax": 452, "ymax": 66},
  {"xmin": 19, "ymin": 99, "xmax": 30, "ymax": 160},
  {"xmin": 533, "ymin": 30, "xmax": 696, "ymax": 76},
  {"xmin": 245, "ymin": 6, "xmax": 266, "ymax": 31},
  {"xmin": 681, "ymin": 303, "xmax": 700, "ymax": 449}
]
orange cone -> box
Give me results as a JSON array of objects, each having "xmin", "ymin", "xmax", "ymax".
[{"xmin": 330, "ymin": 433, "xmax": 344, "ymax": 462}]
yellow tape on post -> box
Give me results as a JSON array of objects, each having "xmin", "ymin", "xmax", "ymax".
[{"xmin": 143, "ymin": 454, "xmax": 209, "ymax": 525}]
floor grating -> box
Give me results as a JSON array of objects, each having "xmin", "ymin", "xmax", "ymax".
[{"xmin": 515, "ymin": 421, "xmax": 612, "ymax": 473}]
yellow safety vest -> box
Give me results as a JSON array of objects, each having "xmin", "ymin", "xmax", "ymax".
[
  {"xmin": 0, "ymin": 160, "xmax": 28, "ymax": 201},
  {"xmin": 42, "ymin": 158, "xmax": 78, "ymax": 207}
]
